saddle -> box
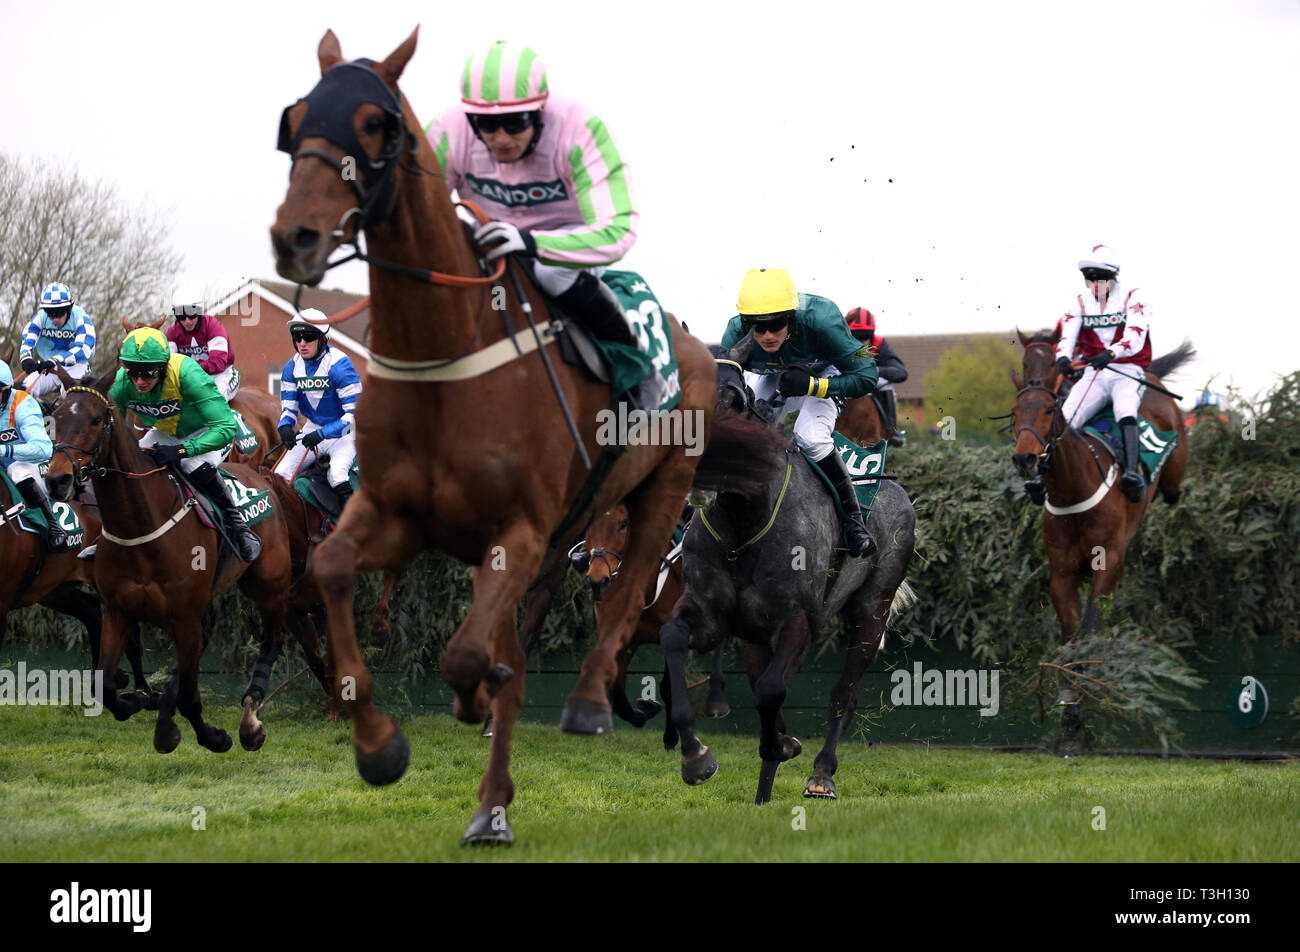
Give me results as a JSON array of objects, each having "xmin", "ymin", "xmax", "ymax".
[{"xmin": 292, "ymin": 454, "xmax": 358, "ymax": 529}]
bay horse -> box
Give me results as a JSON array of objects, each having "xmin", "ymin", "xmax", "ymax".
[
  {"xmin": 661, "ymin": 342, "xmax": 917, "ymax": 803},
  {"xmin": 0, "ymin": 479, "xmax": 155, "ymax": 697},
  {"xmin": 571, "ymin": 505, "xmax": 731, "ymax": 735},
  {"xmin": 46, "ymin": 375, "xmax": 299, "ymax": 753},
  {"xmin": 1011, "ymin": 328, "xmax": 1192, "ymax": 754},
  {"xmin": 271, "ymin": 28, "xmax": 757, "ymax": 845}
]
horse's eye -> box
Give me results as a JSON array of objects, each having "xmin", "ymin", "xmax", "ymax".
[
  {"xmin": 91, "ymin": 416, "xmax": 102, "ymax": 426},
  {"xmin": 618, "ymin": 520, "xmax": 629, "ymax": 531}
]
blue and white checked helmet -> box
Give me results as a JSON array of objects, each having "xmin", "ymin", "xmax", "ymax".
[{"xmin": 40, "ymin": 282, "xmax": 73, "ymax": 309}]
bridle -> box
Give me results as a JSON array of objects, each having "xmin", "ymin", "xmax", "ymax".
[
  {"xmin": 277, "ymin": 58, "xmax": 505, "ymax": 305},
  {"xmin": 51, "ymin": 386, "xmax": 116, "ymax": 482}
]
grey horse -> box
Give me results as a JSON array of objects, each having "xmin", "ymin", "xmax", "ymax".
[{"xmin": 660, "ymin": 338, "xmax": 917, "ymax": 804}]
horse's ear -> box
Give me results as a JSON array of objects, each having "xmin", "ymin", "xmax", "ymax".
[
  {"xmin": 728, "ymin": 330, "xmax": 754, "ymax": 365},
  {"xmin": 318, "ymin": 30, "xmax": 344, "ymax": 75},
  {"xmin": 375, "ymin": 26, "xmax": 419, "ymax": 86},
  {"xmin": 1011, "ymin": 370, "xmax": 1025, "ymax": 391},
  {"xmin": 1050, "ymin": 323, "xmax": 1062, "ymax": 345},
  {"xmin": 1016, "ymin": 327, "xmax": 1029, "ymax": 348}
]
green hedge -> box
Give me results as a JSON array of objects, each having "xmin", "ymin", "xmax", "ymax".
[{"xmin": 8, "ymin": 372, "xmax": 1298, "ymax": 745}]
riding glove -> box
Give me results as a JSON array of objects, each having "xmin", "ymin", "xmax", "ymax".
[
  {"xmin": 20, "ymin": 357, "xmax": 37, "ymax": 374},
  {"xmin": 778, "ymin": 368, "xmax": 829, "ymax": 398},
  {"xmin": 278, "ymin": 424, "xmax": 297, "ymax": 450},
  {"xmin": 1089, "ymin": 350, "xmax": 1115, "ymax": 370},
  {"xmin": 301, "ymin": 430, "xmax": 324, "ymax": 449},
  {"xmin": 38, "ymin": 359, "xmax": 56, "ymax": 372},
  {"xmin": 474, "ymin": 221, "xmax": 537, "ymax": 261},
  {"xmin": 149, "ymin": 444, "xmax": 185, "ymax": 467}
]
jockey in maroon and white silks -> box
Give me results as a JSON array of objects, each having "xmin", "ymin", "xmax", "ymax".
[
  {"xmin": 1053, "ymin": 244, "xmax": 1150, "ymax": 502},
  {"xmin": 166, "ymin": 289, "xmax": 238, "ymax": 401}
]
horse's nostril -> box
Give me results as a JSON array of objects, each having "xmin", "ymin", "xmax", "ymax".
[{"xmin": 289, "ymin": 227, "xmax": 320, "ymax": 254}]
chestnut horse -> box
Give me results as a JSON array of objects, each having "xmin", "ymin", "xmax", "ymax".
[
  {"xmin": 47, "ymin": 377, "xmax": 298, "ymax": 753},
  {"xmin": 271, "ymin": 29, "xmax": 742, "ymax": 845},
  {"xmin": 1011, "ymin": 328, "xmax": 1192, "ymax": 754},
  {"xmin": 835, "ymin": 394, "xmax": 887, "ymax": 447},
  {"xmin": 571, "ymin": 505, "xmax": 731, "ymax": 737}
]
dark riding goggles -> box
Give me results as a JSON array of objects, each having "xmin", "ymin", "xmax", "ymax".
[
  {"xmin": 1080, "ymin": 267, "xmax": 1118, "ymax": 282},
  {"xmin": 291, "ymin": 329, "xmax": 324, "ymax": 344},
  {"xmin": 468, "ymin": 111, "xmax": 536, "ymax": 135},
  {"xmin": 44, "ymin": 306, "xmax": 72, "ymax": 319},
  {"xmin": 741, "ymin": 312, "xmax": 793, "ymax": 335},
  {"xmin": 123, "ymin": 364, "xmax": 164, "ymax": 381}
]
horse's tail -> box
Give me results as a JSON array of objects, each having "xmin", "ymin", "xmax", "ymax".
[
  {"xmin": 690, "ymin": 408, "xmax": 789, "ymax": 499},
  {"xmin": 1148, "ymin": 339, "xmax": 1196, "ymax": 379},
  {"xmin": 881, "ymin": 578, "xmax": 917, "ymax": 651}
]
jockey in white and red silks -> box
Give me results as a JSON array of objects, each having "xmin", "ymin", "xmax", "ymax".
[{"xmin": 1054, "ymin": 244, "xmax": 1152, "ymax": 503}]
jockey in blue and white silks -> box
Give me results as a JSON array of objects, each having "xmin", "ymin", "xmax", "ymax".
[
  {"xmin": 273, "ymin": 309, "xmax": 362, "ymax": 510},
  {"xmin": 0, "ymin": 358, "xmax": 71, "ymax": 550},
  {"xmin": 19, "ymin": 282, "xmax": 96, "ymax": 401}
]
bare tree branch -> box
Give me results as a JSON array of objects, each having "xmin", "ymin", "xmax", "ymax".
[{"xmin": 0, "ymin": 152, "xmax": 183, "ymax": 374}]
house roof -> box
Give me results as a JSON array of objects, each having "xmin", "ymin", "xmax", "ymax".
[{"xmin": 208, "ymin": 279, "xmax": 371, "ymax": 358}]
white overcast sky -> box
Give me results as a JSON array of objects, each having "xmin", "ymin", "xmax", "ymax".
[{"xmin": 3, "ymin": 0, "xmax": 1297, "ymax": 404}]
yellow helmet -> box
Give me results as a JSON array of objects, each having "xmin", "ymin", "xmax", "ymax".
[{"xmin": 737, "ymin": 268, "xmax": 798, "ymax": 316}]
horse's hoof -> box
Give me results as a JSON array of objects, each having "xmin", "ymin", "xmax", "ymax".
[
  {"xmin": 140, "ymin": 691, "xmax": 161, "ymax": 712},
  {"xmin": 1056, "ymin": 739, "xmax": 1084, "ymax": 758},
  {"xmin": 154, "ymin": 721, "xmax": 181, "ymax": 754},
  {"xmin": 240, "ymin": 723, "xmax": 267, "ymax": 752},
  {"xmin": 355, "ymin": 726, "xmax": 410, "ymax": 786},
  {"xmin": 803, "ymin": 776, "xmax": 837, "ymax": 799},
  {"xmin": 1055, "ymin": 686, "xmax": 1078, "ymax": 706},
  {"xmin": 462, "ymin": 809, "xmax": 514, "ymax": 847},
  {"xmin": 781, "ymin": 734, "xmax": 802, "ymax": 762},
  {"xmin": 681, "ymin": 746, "xmax": 718, "ymax": 786},
  {"xmin": 705, "ymin": 699, "xmax": 731, "ymax": 718},
  {"xmin": 481, "ymin": 714, "xmax": 494, "ymax": 738},
  {"xmin": 203, "ymin": 728, "xmax": 233, "ymax": 754},
  {"xmin": 113, "ymin": 669, "xmax": 130, "ymax": 690},
  {"xmin": 485, "ymin": 664, "xmax": 514, "ymax": 691},
  {"xmin": 559, "ymin": 697, "xmax": 614, "ymax": 735},
  {"xmin": 633, "ymin": 698, "xmax": 663, "ymax": 722}
]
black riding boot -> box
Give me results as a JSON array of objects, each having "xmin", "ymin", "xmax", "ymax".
[
  {"xmin": 875, "ymin": 389, "xmax": 906, "ymax": 447},
  {"xmin": 18, "ymin": 478, "xmax": 71, "ymax": 552},
  {"xmin": 553, "ymin": 271, "xmax": 658, "ymax": 413},
  {"xmin": 331, "ymin": 482, "xmax": 354, "ymax": 518},
  {"xmin": 189, "ymin": 463, "xmax": 262, "ymax": 562},
  {"xmin": 1118, "ymin": 416, "xmax": 1144, "ymax": 503},
  {"xmin": 812, "ymin": 451, "xmax": 876, "ymax": 559}
]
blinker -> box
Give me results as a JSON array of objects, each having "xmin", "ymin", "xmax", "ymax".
[{"xmin": 277, "ymin": 59, "xmax": 416, "ymax": 230}]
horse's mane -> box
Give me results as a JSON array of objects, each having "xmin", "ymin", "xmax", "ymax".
[
  {"xmin": 1148, "ymin": 339, "xmax": 1196, "ymax": 380},
  {"xmin": 691, "ymin": 408, "xmax": 793, "ymax": 499},
  {"xmin": 1025, "ymin": 328, "xmax": 1057, "ymax": 345}
]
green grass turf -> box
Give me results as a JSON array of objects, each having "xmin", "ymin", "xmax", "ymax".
[{"xmin": 0, "ymin": 704, "xmax": 1295, "ymax": 862}]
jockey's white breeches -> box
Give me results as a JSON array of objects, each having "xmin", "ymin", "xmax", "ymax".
[
  {"xmin": 140, "ymin": 426, "xmax": 230, "ymax": 473},
  {"xmin": 273, "ymin": 422, "xmax": 356, "ymax": 488},
  {"xmin": 1063, "ymin": 364, "xmax": 1145, "ymax": 427},
  {"xmin": 745, "ymin": 367, "xmax": 841, "ymax": 462}
]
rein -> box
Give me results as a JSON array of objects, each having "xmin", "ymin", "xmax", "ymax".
[
  {"xmin": 54, "ymin": 387, "xmax": 197, "ymax": 545},
  {"xmin": 697, "ymin": 459, "xmax": 794, "ymax": 562}
]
